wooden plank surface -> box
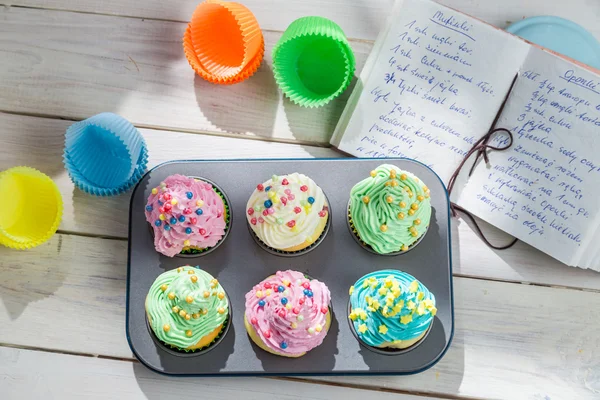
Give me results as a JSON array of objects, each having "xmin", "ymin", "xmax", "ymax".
[
  {"xmin": 0, "ymin": 7, "xmax": 371, "ymax": 145},
  {"xmin": 9, "ymin": 0, "xmax": 600, "ymax": 41},
  {"xmin": 2, "ymin": 112, "xmax": 600, "ymax": 291},
  {"xmin": 1, "ymin": 233, "xmax": 599, "ymax": 399},
  {"xmin": 0, "ymin": 347, "xmax": 437, "ymax": 400}
]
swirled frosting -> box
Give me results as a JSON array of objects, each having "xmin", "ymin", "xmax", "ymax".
[
  {"xmin": 145, "ymin": 266, "xmax": 229, "ymax": 350},
  {"xmin": 349, "ymin": 270, "xmax": 436, "ymax": 348},
  {"xmin": 349, "ymin": 164, "xmax": 431, "ymax": 254},
  {"xmin": 246, "ymin": 173, "xmax": 328, "ymax": 251},
  {"xmin": 145, "ymin": 175, "xmax": 227, "ymax": 257},
  {"xmin": 245, "ymin": 270, "xmax": 331, "ymax": 356}
]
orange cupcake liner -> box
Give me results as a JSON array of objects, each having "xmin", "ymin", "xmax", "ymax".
[{"xmin": 183, "ymin": 0, "xmax": 264, "ymax": 84}]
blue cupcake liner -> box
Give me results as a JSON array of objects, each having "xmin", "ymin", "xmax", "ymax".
[
  {"xmin": 64, "ymin": 113, "xmax": 148, "ymax": 196},
  {"xmin": 64, "ymin": 145, "xmax": 148, "ymax": 196}
]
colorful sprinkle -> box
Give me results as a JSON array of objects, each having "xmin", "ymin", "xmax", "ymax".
[
  {"xmin": 293, "ymin": 307, "xmax": 300, "ymax": 314},
  {"xmin": 321, "ymin": 307, "xmax": 328, "ymax": 314},
  {"xmin": 282, "ymin": 178, "xmax": 289, "ymax": 185},
  {"xmin": 265, "ymin": 186, "xmax": 271, "ymax": 192},
  {"xmin": 258, "ymin": 300, "xmax": 265, "ymax": 307},
  {"xmin": 185, "ymin": 227, "xmax": 192, "ymax": 234},
  {"xmin": 302, "ymin": 282, "xmax": 310, "ymax": 289},
  {"xmin": 276, "ymin": 217, "xmax": 284, "ymax": 225},
  {"xmin": 358, "ymin": 324, "xmax": 368, "ymax": 334},
  {"xmin": 183, "ymin": 239, "xmax": 190, "ymax": 246},
  {"xmin": 297, "ymin": 315, "xmax": 304, "ymax": 322},
  {"xmin": 250, "ymin": 317, "xmax": 257, "ymax": 325},
  {"xmin": 277, "ymin": 285, "xmax": 285, "ymax": 293},
  {"xmin": 264, "ymin": 330, "xmax": 271, "ymax": 338},
  {"xmin": 287, "ymin": 220, "xmax": 296, "ymax": 228},
  {"xmin": 250, "ymin": 217, "xmax": 257, "ymax": 225},
  {"xmin": 264, "ymin": 200, "xmax": 273, "ymax": 208},
  {"xmin": 287, "ymin": 194, "xmax": 295, "ymax": 200},
  {"xmin": 218, "ymin": 307, "xmax": 225, "ymax": 314},
  {"xmin": 362, "ymin": 196, "xmax": 370, "ymax": 204},
  {"xmin": 307, "ymin": 196, "xmax": 315, "ymax": 204},
  {"xmin": 178, "ymin": 215, "xmax": 186, "ymax": 222},
  {"xmin": 191, "ymin": 275, "xmax": 198, "ymax": 283},
  {"xmin": 398, "ymin": 212, "xmax": 405, "ymax": 219},
  {"xmin": 281, "ymin": 297, "xmax": 288, "ymax": 305},
  {"xmin": 247, "ymin": 208, "xmax": 254, "ymax": 215},
  {"xmin": 267, "ymin": 207, "xmax": 275, "ymax": 215},
  {"xmin": 411, "ymin": 203, "xmax": 419, "ymax": 210},
  {"xmin": 386, "ymin": 196, "xmax": 393, "ymax": 203},
  {"xmin": 152, "ymin": 188, "xmax": 158, "ymax": 195},
  {"xmin": 203, "ymin": 291, "xmax": 210, "ymax": 298},
  {"xmin": 400, "ymin": 173, "xmax": 408, "ymax": 180},
  {"xmin": 280, "ymin": 341, "xmax": 288, "ymax": 349},
  {"xmin": 194, "ymin": 208, "xmax": 203, "ymax": 216},
  {"xmin": 164, "ymin": 225, "xmax": 171, "ymax": 231},
  {"xmin": 262, "ymin": 209, "xmax": 269, "ymax": 216},
  {"xmin": 300, "ymin": 185, "xmax": 308, "ymax": 192},
  {"xmin": 190, "ymin": 217, "xmax": 197, "ymax": 225},
  {"xmin": 379, "ymin": 324, "xmax": 389, "ymax": 334},
  {"xmin": 315, "ymin": 324, "xmax": 323, "ymax": 332},
  {"xmin": 380, "ymin": 224, "xmax": 388, "ymax": 232},
  {"xmin": 258, "ymin": 217, "xmax": 264, "ymax": 223},
  {"xmin": 293, "ymin": 207, "xmax": 302, "ymax": 214},
  {"xmin": 171, "ymin": 199, "xmax": 178, "ymax": 205},
  {"xmin": 186, "ymin": 191, "xmax": 193, "ymax": 199},
  {"xmin": 170, "ymin": 217, "xmax": 177, "ymax": 224},
  {"xmin": 278, "ymin": 309, "xmax": 286, "ymax": 318},
  {"xmin": 146, "ymin": 205, "xmax": 153, "ymax": 212},
  {"xmin": 370, "ymin": 170, "xmax": 377, "ymax": 177},
  {"xmin": 154, "ymin": 220, "xmax": 161, "ymax": 226},
  {"xmin": 199, "ymin": 228, "xmax": 206, "ymax": 235},
  {"xmin": 318, "ymin": 210, "xmax": 327, "ymax": 217},
  {"xmin": 308, "ymin": 327, "xmax": 315, "ymax": 335},
  {"xmin": 417, "ymin": 195, "xmax": 425, "ymax": 201},
  {"xmin": 196, "ymin": 200, "xmax": 204, "ymax": 207}
]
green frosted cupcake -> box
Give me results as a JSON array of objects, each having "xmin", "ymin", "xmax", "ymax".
[
  {"xmin": 348, "ymin": 164, "xmax": 431, "ymax": 254},
  {"xmin": 145, "ymin": 266, "xmax": 229, "ymax": 352}
]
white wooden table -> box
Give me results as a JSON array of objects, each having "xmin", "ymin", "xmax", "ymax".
[{"xmin": 1, "ymin": 1, "xmax": 600, "ymax": 399}]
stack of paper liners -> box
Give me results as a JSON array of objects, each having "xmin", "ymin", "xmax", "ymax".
[
  {"xmin": 64, "ymin": 113, "xmax": 148, "ymax": 196},
  {"xmin": 0, "ymin": 167, "xmax": 63, "ymax": 250},
  {"xmin": 183, "ymin": 0, "xmax": 264, "ymax": 84},
  {"xmin": 272, "ymin": 16, "xmax": 356, "ymax": 107}
]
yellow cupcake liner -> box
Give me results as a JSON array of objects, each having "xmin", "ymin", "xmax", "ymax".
[{"xmin": 0, "ymin": 167, "xmax": 63, "ymax": 250}]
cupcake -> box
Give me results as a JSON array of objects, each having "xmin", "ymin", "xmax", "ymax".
[
  {"xmin": 146, "ymin": 266, "xmax": 229, "ymax": 352},
  {"xmin": 246, "ymin": 173, "xmax": 329, "ymax": 253},
  {"xmin": 349, "ymin": 164, "xmax": 431, "ymax": 254},
  {"xmin": 348, "ymin": 270, "xmax": 436, "ymax": 350},
  {"xmin": 145, "ymin": 175, "xmax": 229, "ymax": 257},
  {"xmin": 244, "ymin": 270, "xmax": 332, "ymax": 357}
]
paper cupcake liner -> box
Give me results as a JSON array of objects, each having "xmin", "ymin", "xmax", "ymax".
[
  {"xmin": 64, "ymin": 113, "xmax": 148, "ymax": 196},
  {"xmin": 177, "ymin": 181, "xmax": 231, "ymax": 257},
  {"xmin": 183, "ymin": 0, "xmax": 264, "ymax": 84},
  {"xmin": 247, "ymin": 201, "xmax": 331, "ymax": 257},
  {"xmin": 272, "ymin": 16, "xmax": 356, "ymax": 107},
  {"xmin": 0, "ymin": 167, "xmax": 63, "ymax": 250},
  {"xmin": 147, "ymin": 310, "xmax": 231, "ymax": 357},
  {"xmin": 346, "ymin": 299, "xmax": 432, "ymax": 355},
  {"xmin": 346, "ymin": 202, "xmax": 428, "ymax": 256}
]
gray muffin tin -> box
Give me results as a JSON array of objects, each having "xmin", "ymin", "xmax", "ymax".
[{"xmin": 126, "ymin": 159, "xmax": 454, "ymax": 376}]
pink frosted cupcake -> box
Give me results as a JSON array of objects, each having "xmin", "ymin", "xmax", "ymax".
[
  {"xmin": 145, "ymin": 175, "xmax": 229, "ymax": 257},
  {"xmin": 244, "ymin": 270, "xmax": 332, "ymax": 357}
]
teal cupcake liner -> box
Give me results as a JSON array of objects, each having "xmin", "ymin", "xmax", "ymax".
[{"xmin": 63, "ymin": 113, "xmax": 148, "ymax": 196}]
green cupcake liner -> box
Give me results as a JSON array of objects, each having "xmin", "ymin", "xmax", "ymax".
[{"xmin": 272, "ymin": 16, "xmax": 356, "ymax": 108}]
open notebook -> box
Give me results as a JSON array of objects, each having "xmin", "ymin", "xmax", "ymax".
[{"xmin": 331, "ymin": 0, "xmax": 600, "ymax": 270}]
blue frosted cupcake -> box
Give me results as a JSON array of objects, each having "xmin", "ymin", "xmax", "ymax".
[{"xmin": 348, "ymin": 270, "xmax": 436, "ymax": 350}]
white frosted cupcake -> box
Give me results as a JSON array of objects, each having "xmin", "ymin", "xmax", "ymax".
[{"xmin": 246, "ymin": 173, "xmax": 329, "ymax": 253}]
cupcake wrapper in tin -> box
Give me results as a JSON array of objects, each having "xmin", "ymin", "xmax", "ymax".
[
  {"xmin": 183, "ymin": 0, "xmax": 264, "ymax": 84},
  {"xmin": 272, "ymin": 16, "xmax": 356, "ymax": 108},
  {"xmin": 64, "ymin": 113, "xmax": 148, "ymax": 196},
  {"xmin": 0, "ymin": 167, "xmax": 63, "ymax": 250},
  {"xmin": 179, "ymin": 186, "xmax": 231, "ymax": 256}
]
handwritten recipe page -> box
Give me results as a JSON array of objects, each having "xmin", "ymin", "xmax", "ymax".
[
  {"xmin": 458, "ymin": 47, "xmax": 600, "ymax": 268},
  {"xmin": 333, "ymin": 0, "xmax": 529, "ymax": 182}
]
